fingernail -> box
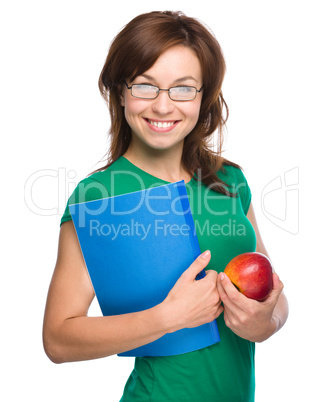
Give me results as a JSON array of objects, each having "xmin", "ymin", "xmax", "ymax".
[
  {"xmin": 201, "ymin": 250, "xmax": 211, "ymax": 259},
  {"xmin": 219, "ymin": 272, "xmax": 225, "ymax": 280}
]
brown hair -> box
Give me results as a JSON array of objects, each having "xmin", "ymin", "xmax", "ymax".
[{"xmin": 96, "ymin": 10, "xmax": 240, "ymax": 195}]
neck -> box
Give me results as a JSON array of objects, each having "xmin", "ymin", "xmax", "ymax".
[{"xmin": 122, "ymin": 142, "xmax": 191, "ymax": 183}]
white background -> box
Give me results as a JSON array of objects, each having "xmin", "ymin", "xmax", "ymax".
[{"xmin": 1, "ymin": 0, "xmax": 322, "ymax": 401}]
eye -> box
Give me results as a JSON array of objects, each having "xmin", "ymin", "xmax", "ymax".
[
  {"xmin": 169, "ymin": 86, "xmax": 197, "ymax": 101},
  {"xmin": 174, "ymin": 86, "xmax": 195, "ymax": 93},
  {"xmin": 130, "ymin": 84, "xmax": 159, "ymax": 99},
  {"xmin": 135, "ymin": 84, "xmax": 157, "ymax": 92}
]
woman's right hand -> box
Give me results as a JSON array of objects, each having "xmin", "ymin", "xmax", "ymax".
[
  {"xmin": 161, "ymin": 250, "xmax": 223, "ymax": 333},
  {"xmin": 43, "ymin": 223, "xmax": 222, "ymax": 363}
]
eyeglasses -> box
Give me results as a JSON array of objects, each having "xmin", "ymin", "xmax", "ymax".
[{"xmin": 123, "ymin": 81, "xmax": 203, "ymax": 101}]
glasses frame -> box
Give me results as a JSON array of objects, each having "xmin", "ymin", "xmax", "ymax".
[{"xmin": 123, "ymin": 81, "xmax": 203, "ymax": 102}]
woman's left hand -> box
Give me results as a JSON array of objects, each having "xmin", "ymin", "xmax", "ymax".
[{"xmin": 217, "ymin": 271, "xmax": 284, "ymax": 342}]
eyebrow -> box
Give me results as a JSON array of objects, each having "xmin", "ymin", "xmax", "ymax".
[{"xmin": 138, "ymin": 74, "xmax": 198, "ymax": 84}]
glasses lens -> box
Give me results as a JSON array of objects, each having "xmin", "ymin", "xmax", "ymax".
[
  {"xmin": 132, "ymin": 84, "xmax": 159, "ymax": 99},
  {"xmin": 169, "ymin": 86, "xmax": 196, "ymax": 101}
]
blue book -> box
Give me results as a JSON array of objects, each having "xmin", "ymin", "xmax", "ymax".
[{"xmin": 69, "ymin": 180, "xmax": 220, "ymax": 357}]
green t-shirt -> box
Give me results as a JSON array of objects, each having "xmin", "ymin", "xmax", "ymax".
[{"xmin": 61, "ymin": 156, "xmax": 257, "ymax": 402}]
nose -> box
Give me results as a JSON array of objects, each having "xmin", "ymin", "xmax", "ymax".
[{"xmin": 151, "ymin": 91, "xmax": 175, "ymax": 115}]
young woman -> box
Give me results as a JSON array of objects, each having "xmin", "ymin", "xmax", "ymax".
[{"xmin": 43, "ymin": 11, "xmax": 288, "ymax": 401}]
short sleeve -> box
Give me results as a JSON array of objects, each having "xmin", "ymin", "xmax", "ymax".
[
  {"xmin": 219, "ymin": 165, "xmax": 252, "ymax": 216},
  {"xmin": 60, "ymin": 177, "xmax": 110, "ymax": 226},
  {"xmin": 234, "ymin": 168, "xmax": 252, "ymax": 215}
]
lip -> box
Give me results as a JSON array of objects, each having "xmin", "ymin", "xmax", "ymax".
[{"xmin": 144, "ymin": 118, "xmax": 180, "ymax": 132}]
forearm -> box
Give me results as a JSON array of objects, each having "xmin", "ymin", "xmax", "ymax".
[
  {"xmin": 43, "ymin": 303, "xmax": 169, "ymax": 363},
  {"xmin": 271, "ymin": 291, "xmax": 289, "ymax": 335},
  {"xmin": 256, "ymin": 291, "xmax": 289, "ymax": 343},
  {"xmin": 44, "ymin": 243, "xmax": 219, "ymax": 364}
]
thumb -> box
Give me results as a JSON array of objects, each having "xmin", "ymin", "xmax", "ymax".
[
  {"xmin": 266, "ymin": 272, "xmax": 284, "ymax": 302},
  {"xmin": 182, "ymin": 250, "xmax": 211, "ymax": 281},
  {"xmin": 272, "ymin": 272, "xmax": 284, "ymax": 293}
]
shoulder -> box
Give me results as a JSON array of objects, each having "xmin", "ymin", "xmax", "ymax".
[
  {"xmin": 60, "ymin": 161, "xmax": 119, "ymax": 226},
  {"xmin": 60, "ymin": 175, "xmax": 109, "ymax": 226},
  {"xmin": 70, "ymin": 175, "xmax": 110, "ymax": 203},
  {"xmin": 218, "ymin": 162, "xmax": 252, "ymax": 215},
  {"xmin": 220, "ymin": 163, "xmax": 247, "ymax": 184},
  {"xmin": 60, "ymin": 157, "xmax": 132, "ymax": 225},
  {"xmin": 72, "ymin": 157, "xmax": 127, "ymax": 200}
]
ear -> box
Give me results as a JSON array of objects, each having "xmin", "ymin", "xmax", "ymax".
[
  {"xmin": 119, "ymin": 83, "xmax": 125, "ymax": 107},
  {"xmin": 120, "ymin": 92, "xmax": 125, "ymax": 107}
]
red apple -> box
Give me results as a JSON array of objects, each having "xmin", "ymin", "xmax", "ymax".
[{"xmin": 224, "ymin": 252, "xmax": 273, "ymax": 301}]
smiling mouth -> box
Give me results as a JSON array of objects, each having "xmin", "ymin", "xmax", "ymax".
[{"xmin": 146, "ymin": 119, "xmax": 178, "ymax": 128}]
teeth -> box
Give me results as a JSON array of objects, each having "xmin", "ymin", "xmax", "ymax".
[{"xmin": 148, "ymin": 120, "xmax": 175, "ymax": 128}]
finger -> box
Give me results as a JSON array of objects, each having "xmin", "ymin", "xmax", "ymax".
[
  {"xmin": 204, "ymin": 269, "xmax": 218, "ymax": 280},
  {"xmin": 182, "ymin": 250, "xmax": 211, "ymax": 282},
  {"xmin": 217, "ymin": 272, "xmax": 249, "ymax": 313},
  {"xmin": 264, "ymin": 272, "xmax": 284, "ymax": 303},
  {"xmin": 272, "ymin": 272, "xmax": 284, "ymax": 292},
  {"xmin": 214, "ymin": 304, "xmax": 224, "ymax": 319}
]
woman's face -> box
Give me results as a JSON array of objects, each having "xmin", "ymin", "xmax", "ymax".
[{"xmin": 121, "ymin": 45, "xmax": 203, "ymax": 156}]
